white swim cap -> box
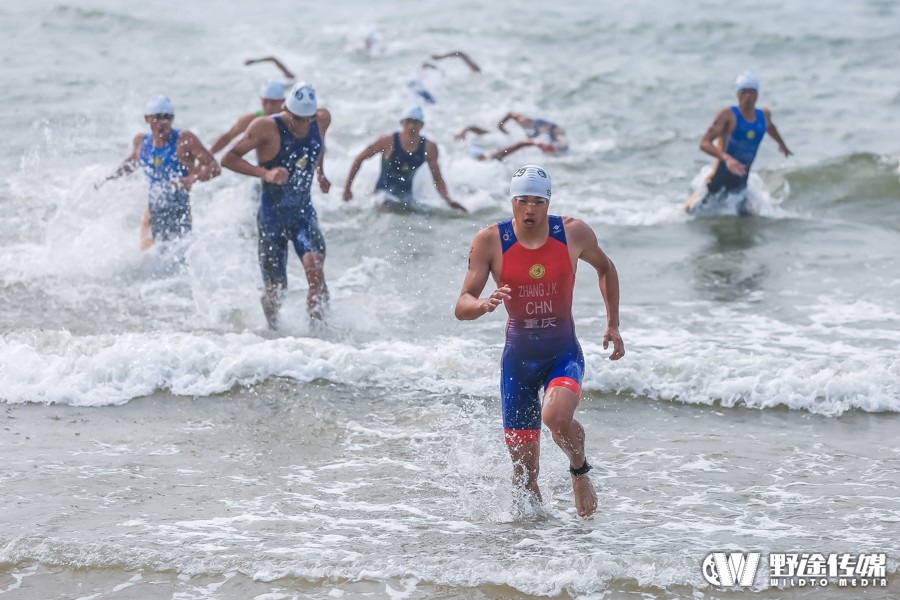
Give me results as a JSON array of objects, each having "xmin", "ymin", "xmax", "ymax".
[
  {"xmin": 259, "ymin": 80, "xmax": 286, "ymax": 101},
  {"xmin": 401, "ymin": 105, "xmax": 425, "ymax": 123},
  {"xmin": 509, "ymin": 165, "xmax": 552, "ymax": 200},
  {"xmin": 144, "ymin": 95, "xmax": 174, "ymax": 116},
  {"xmin": 285, "ymin": 82, "xmax": 317, "ymax": 117},
  {"xmin": 735, "ymin": 71, "xmax": 760, "ymax": 92}
]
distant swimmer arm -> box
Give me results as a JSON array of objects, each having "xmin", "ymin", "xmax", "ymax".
[
  {"xmin": 455, "ymin": 227, "xmax": 509, "ymax": 320},
  {"xmin": 700, "ymin": 108, "xmax": 745, "ymax": 176},
  {"xmin": 210, "ymin": 113, "xmax": 256, "ymax": 155},
  {"xmin": 425, "ymin": 141, "xmax": 467, "ymax": 212},
  {"xmin": 342, "ymin": 135, "xmax": 390, "ymax": 201},
  {"xmin": 568, "ymin": 218, "xmax": 625, "ymax": 360},
  {"xmin": 762, "ymin": 108, "xmax": 793, "ymax": 157},
  {"xmin": 497, "ymin": 111, "xmax": 532, "ymax": 134},
  {"xmin": 454, "ymin": 125, "xmax": 490, "ymax": 141},
  {"xmin": 489, "ymin": 140, "xmax": 543, "ymax": 161},
  {"xmin": 496, "ymin": 111, "xmax": 518, "ymax": 134},
  {"xmin": 244, "ymin": 56, "xmax": 295, "ymax": 80},
  {"xmin": 430, "ymin": 50, "xmax": 481, "ymax": 73}
]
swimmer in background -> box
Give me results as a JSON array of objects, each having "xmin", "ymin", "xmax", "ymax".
[
  {"xmin": 686, "ymin": 71, "xmax": 792, "ymax": 215},
  {"xmin": 210, "ymin": 81, "xmax": 287, "ymax": 154},
  {"xmin": 102, "ymin": 95, "xmax": 220, "ymax": 250},
  {"xmin": 408, "ymin": 50, "xmax": 481, "ymax": 104},
  {"xmin": 343, "ymin": 106, "xmax": 467, "ymax": 213},
  {"xmin": 456, "ymin": 111, "xmax": 569, "ymax": 159}
]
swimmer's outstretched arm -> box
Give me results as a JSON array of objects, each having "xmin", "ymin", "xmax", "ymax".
[
  {"xmin": 497, "ymin": 111, "xmax": 533, "ymax": 134},
  {"xmin": 430, "ymin": 50, "xmax": 481, "ymax": 72},
  {"xmin": 489, "ymin": 140, "xmax": 542, "ymax": 161},
  {"xmin": 244, "ymin": 56, "xmax": 295, "ymax": 80},
  {"xmin": 454, "ymin": 125, "xmax": 490, "ymax": 141}
]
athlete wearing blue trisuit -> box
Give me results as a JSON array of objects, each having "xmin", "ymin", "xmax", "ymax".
[
  {"xmin": 455, "ymin": 165, "xmax": 625, "ymax": 519},
  {"xmin": 686, "ymin": 71, "xmax": 792, "ymax": 215},
  {"xmin": 103, "ymin": 96, "xmax": 220, "ymax": 250},
  {"xmin": 343, "ymin": 106, "xmax": 467, "ymax": 213},
  {"xmin": 221, "ymin": 82, "xmax": 332, "ymax": 329}
]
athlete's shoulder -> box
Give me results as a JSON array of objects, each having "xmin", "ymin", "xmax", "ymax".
[
  {"xmin": 562, "ymin": 216, "xmax": 597, "ymax": 242},
  {"xmin": 247, "ymin": 114, "xmax": 279, "ymax": 134},
  {"xmin": 315, "ymin": 107, "xmax": 332, "ymax": 128},
  {"xmin": 718, "ymin": 106, "xmax": 737, "ymax": 119},
  {"xmin": 176, "ymin": 129, "xmax": 200, "ymax": 143},
  {"xmin": 473, "ymin": 222, "xmax": 501, "ymax": 246}
]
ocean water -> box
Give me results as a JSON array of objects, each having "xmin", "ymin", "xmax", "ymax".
[{"xmin": 1, "ymin": 1, "xmax": 899, "ymax": 598}]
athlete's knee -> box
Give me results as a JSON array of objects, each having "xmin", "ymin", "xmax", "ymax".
[
  {"xmin": 541, "ymin": 384, "xmax": 580, "ymax": 433},
  {"xmin": 541, "ymin": 407, "xmax": 573, "ymax": 435}
]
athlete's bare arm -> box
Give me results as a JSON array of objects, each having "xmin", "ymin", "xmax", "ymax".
[
  {"xmin": 700, "ymin": 108, "xmax": 745, "ymax": 176},
  {"xmin": 424, "ymin": 141, "xmax": 467, "ymax": 212},
  {"xmin": 565, "ymin": 218, "xmax": 625, "ymax": 360},
  {"xmin": 210, "ymin": 113, "xmax": 256, "ymax": 154},
  {"xmin": 314, "ymin": 108, "xmax": 332, "ymax": 193},
  {"xmin": 342, "ymin": 134, "xmax": 392, "ymax": 201},
  {"xmin": 489, "ymin": 140, "xmax": 546, "ymax": 161},
  {"xmin": 455, "ymin": 226, "xmax": 508, "ymax": 320},
  {"xmin": 100, "ymin": 134, "xmax": 143, "ymax": 186},
  {"xmin": 761, "ymin": 108, "xmax": 792, "ymax": 157},
  {"xmin": 430, "ymin": 50, "xmax": 481, "ymax": 73},
  {"xmin": 177, "ymin": 131, "xmax": 220, "ymax": 190},
  {"xmin": 497, "ymin": 111, "xmax": 530, "ymax": 134},
  {"xmin": 453, "ymin": 125, "xmax": 490, "ymax": 141},
  {"xmin": 221, "ymin": 118, "xmax": 287, "ymax": 184},
  {"xmin": 244, "ymin": 56, "xmax": 295, "ymax": 80}
]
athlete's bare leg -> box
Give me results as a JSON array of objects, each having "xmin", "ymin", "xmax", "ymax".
[
  {"xmin": 507, "ymin": 439, "xmax": 542, "ymax": 503},
  {"xmin": 302, "ymin": 252, "xmax": 328, "ymax": 323},
  {"xmin": 261, "ymin": 283, "xmax": 285, "ymax": 330},
  {"xmin": 140, "ymin": 208, "xmax": 153, "ymax": 251},
  {"xmin": 542, "ymin": 386, "xmax": 597, "ymax": 518}
]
